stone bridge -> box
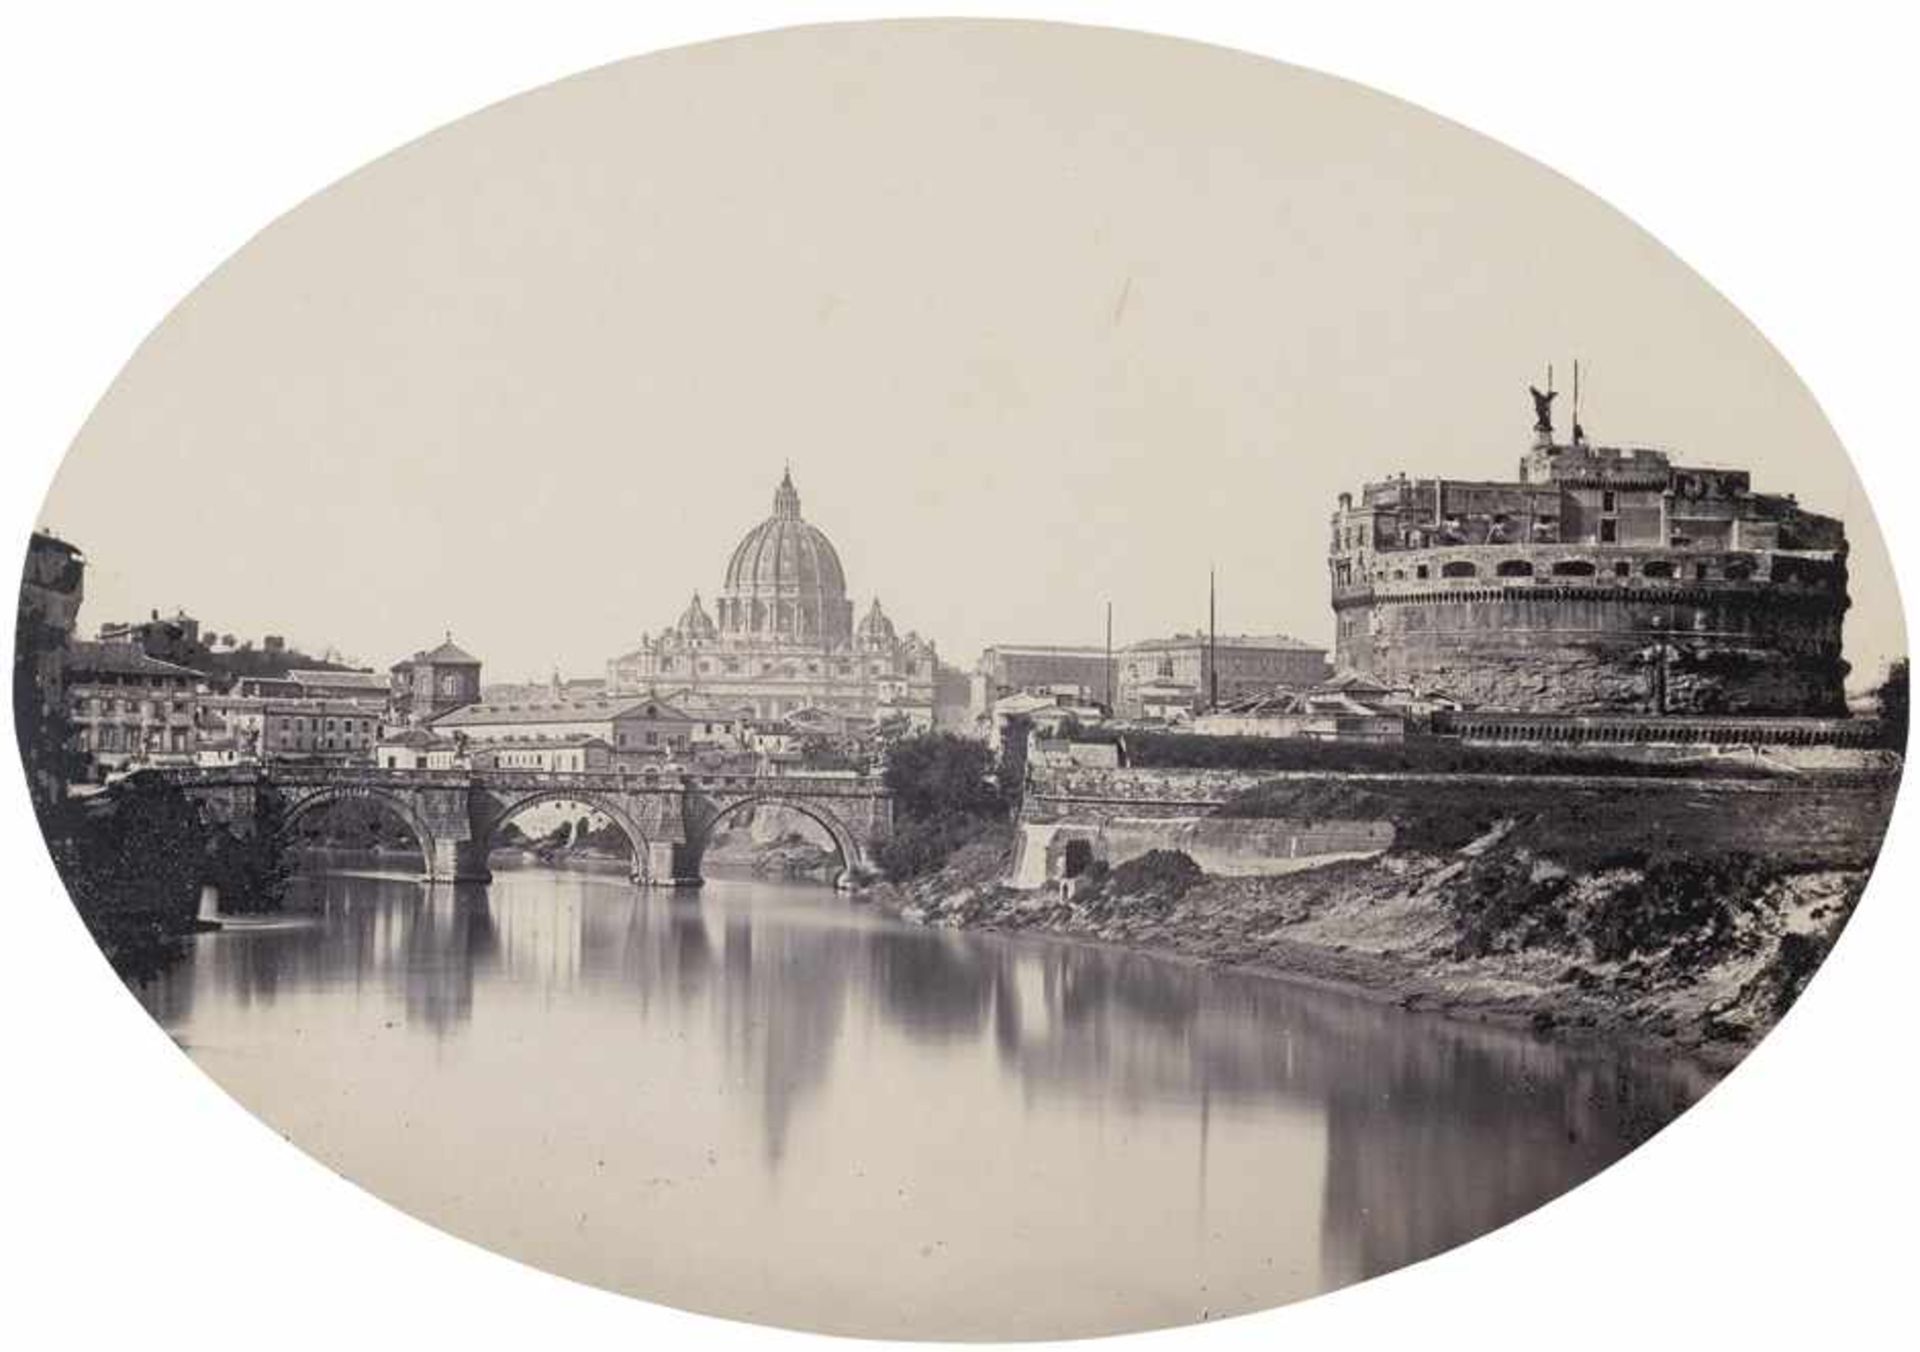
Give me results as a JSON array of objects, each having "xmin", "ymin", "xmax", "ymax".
[{"xmin": 138, "ymin": 764, "xmax": 894, "ymax": 887}]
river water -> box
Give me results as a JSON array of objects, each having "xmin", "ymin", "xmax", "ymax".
[{"xmin": 137, "ymin": 859, "xmax": 1717, "ymax": 1339}]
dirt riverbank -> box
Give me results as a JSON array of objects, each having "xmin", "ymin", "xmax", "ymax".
[{"xmin": 864, "ymin": 782, "xmax": 1892, "ymax": 1066}]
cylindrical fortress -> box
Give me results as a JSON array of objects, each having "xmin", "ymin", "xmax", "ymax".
[{"xmin": 1328, "ymin": 420, "xmax": 1851, "ymax": 715}]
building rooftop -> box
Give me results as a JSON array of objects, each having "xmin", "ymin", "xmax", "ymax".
[
  {"xmin": 430, "ymin": 694, "xmax": 691, "ymax": 728},
  {"xmin": 66, "ymin": 641, "xmax": 204, "ymax": 680},
  {"xmin": 1124, "ymin": 633, "xmax": 1324, "ymax": 653},
  {"xmin": 474, "ymin": 734, "xmax": 612, "ymax": 750},
  {"xmin": 376, "ymin": 729, "xmax": 456, "ymax": 749},
  {"xmin": 981, "ymin": 644, "xmax": 1110, "ymax": 657},
  {"xmin": 284, "ymin": 667, "xmax": 387, "ymax": 692},
  {"xmin": 394, "ymin": 636, "xmax": 481, "ymax": 669}
]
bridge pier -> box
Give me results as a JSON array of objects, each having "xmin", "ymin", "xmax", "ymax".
[
  {"xmin": 426, "ymin": 838, "xmax": 493, "ymax": 885},
  {"xmin": 643, "ymin": 841, "xmax": 704, "ymax": 888}
]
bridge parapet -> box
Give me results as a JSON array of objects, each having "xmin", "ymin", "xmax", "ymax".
[{"xmin": 132, "ymin": 764, "xmax": 893, "ymax": 888}]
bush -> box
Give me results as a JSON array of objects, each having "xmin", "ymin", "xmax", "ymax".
[
  {"xmin": 1765, "ymin": 931, "xmax": 1828, "ymax": 1017},
  {"xmin": 50, "ymin": 775, "xmax": 210, "ymax": 980},
  {"xmin": 1587, "ymin": 852, "xmax": 1773, "ymax": 964},
  {"xmin": 883, "ymin": 732, "xmax": 1005, "ymax": 821},
  {"xmin": 1443, "ymin": 852, "xmax": 1572, "ymax": 958},
  {"xmin": 1079, "ymin": 849, "xmax": 1206, "ymax": 920},
  {"xmin": 203, "ymin": 786, "xmax": 293, "ymax": 915},
  {"xmin": 874, "ymin": 814, "xmax": 1004, "ymax": 883},
  {"xmin": 1874, "ymin": 659, "xmax": 1909, "ymax": 750},
  {"xmin": 874, "ymin": 733, "xmax": 1010, "ymax": 879}
]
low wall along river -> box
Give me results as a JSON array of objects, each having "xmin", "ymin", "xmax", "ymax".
[{"xmin": 1010, "ymin": 816, "xmax": 1395, "ymax": 890}]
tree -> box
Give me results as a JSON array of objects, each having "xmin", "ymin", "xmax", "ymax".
[
  {"xmin": 205, "ymin": 786, "xmax": 293, "ymax": 915},
  {"xmin": 881, "ymin": 732, "xmax": 1003, "ymax": 823},
  {"xmin": 12, "ymin": 602, "xmax": 82, "ymax": 812},
  {"xmin": 55, "ymin": 774, "xmax": 210, "ymax": 980},
  {"xmin": 1875, "ymin": 658, "xmax": 1909, "ymax": 750},
  {"xmin": 873, "ymin": 733, "xmax": 1010, "ymax": 883}
]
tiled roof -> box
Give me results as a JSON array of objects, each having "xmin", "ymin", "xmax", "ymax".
[
  {"xmin": 376, "ymin": 729, "xmax": 455, "ymax": 748},
  {"xmin": 473, "ymin": 734, "xmax": 612, "ymax": 750},
  {"xmin": 285, "ymin": 667, "xmax": 387, "ymax": 691},
  {"xmin": 66, "ymin": 641, "xmax": 204, "ymax": 679},
  {"xmin": 982, "ymin": 644, "xmax": 1109, "ymax": 658},
  {"xmin": 658, "ymin": 688, "xmax": 754, "ymax": 717},
  {"xmin": 423, "ymin": 640, "xmax": 481, "ymax": 665},
  {"xmin": 394, "ymin": 638, "xmax": 481, "ymax": 668},
  {"xmin": 430, "ymin": 695, "xmax": 690, "ymax": 728},
  {"xmin": 1123, "ymin": 634, "xmax": 1324, "ymax": 653},
  {"xmin": 1318, "ymin": 671, "xmax": 1394, "ymax": 694}
]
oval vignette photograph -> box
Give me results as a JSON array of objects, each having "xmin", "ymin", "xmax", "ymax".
[{"xmin": 11, "ymin": 18, "xmax": 1907, "ymax": 1342}]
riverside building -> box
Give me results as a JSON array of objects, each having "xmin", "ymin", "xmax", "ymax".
[{"xmin": 1327, "ymin": 390, "xmax": 1850, "ymax": 714}]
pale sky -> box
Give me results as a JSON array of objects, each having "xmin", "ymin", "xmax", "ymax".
[{"xmin": 40, "ymin": 19, "xmax": 1903, "ymax": 686}]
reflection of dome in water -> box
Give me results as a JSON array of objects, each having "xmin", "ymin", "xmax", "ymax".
[{"xmin": 717, "ymin": 470, "xmax": 854, "ymax": 643}]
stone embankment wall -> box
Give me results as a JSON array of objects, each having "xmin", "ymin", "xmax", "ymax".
[
  {"xmin": 1008, "ymin": 817, "xmax": 1393, "ymax": 891},
  {"xmin": 1022, "ymin": 767, "xmax": 1267, "ymax": 820},
  {"xmin": 1016, "ymin": 766, "xmax": 1393, "ymax": 890}
]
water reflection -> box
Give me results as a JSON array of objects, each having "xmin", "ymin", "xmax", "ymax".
[{"xmin": 139, "ymin": 861, "xmax": 1716, "ymax": 1338}]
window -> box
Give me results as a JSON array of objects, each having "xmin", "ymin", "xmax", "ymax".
[
  {"xmin": 1602, "ymin": 490, "xmax": 1617, "ymax": 512},
  {"xmin": 1614, "ymin": 561, "xmax": 1631, "ymax": 577},
  {"xmin": 1600, "ymin": 519, "xmax": 1618, "ymax": 543}
]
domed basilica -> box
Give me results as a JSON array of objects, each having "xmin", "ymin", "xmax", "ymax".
[{"xmin": 606, "ymin": 470, "xmax": 944, "ymax": 727}]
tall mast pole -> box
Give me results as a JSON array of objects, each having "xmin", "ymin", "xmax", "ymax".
[
  {"xmin": 1105, "ymin": 601, "xmax": 1114, "ymax": 712},
  {"xmin": 1208, "ymin": 566, "xmax": 1219, "ymax": 711}
]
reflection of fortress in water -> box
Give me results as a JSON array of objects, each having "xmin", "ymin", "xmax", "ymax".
[{"xmin": 158, "ymin": 868, "xmax": 1713, "ymax": 1281}]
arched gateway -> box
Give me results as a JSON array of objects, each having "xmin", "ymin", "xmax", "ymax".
[{"xmin": 146, "ymin": 765, "xmax": 892, "ymax": 888}]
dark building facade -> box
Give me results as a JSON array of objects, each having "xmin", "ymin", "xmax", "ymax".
[
  {"xmin": 16, "ymin": 532, "xmax": 86, "ymax": 805},
  {"xmin": 389, "ymin": 636, "xmax": 483, "ymax": 725},
  {"xmin": 1328, "ymin": 406, "xmax": 1850, "ymax": 715}
]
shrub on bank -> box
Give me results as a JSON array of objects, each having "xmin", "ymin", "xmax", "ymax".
[
  {"xmin": 203, "ymin": 785, "xmax": 293, "ymax": 915},
  {"xmin": 874, "ymin": 732, "xmax": 1012, "ymax": 881},
  {"xmin": 1078, "ymin": 849, "xmax": 1206, "ymax": 921},
  {"xmin": 1445, "ymin": 852, "xmax": 1573, "ymax": 958},
  {"xmin": 874, "ymin": 814, "xmax": 1007, "ymax": 883},
  {"xmin": 49, "ymin": 775, "xmax": 209, "ymax": 981},
  {"xmin": 1438, "ymin": 845, "xmax": 1782, "ymax": 967},
  {"xmin": 1586, "ymin": 852, "xmax": 1774, "ymax": 965}
]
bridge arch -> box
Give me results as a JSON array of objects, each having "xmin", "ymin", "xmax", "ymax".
[
  {"xmin": 690, "ymin": 794, "xmax": 867, "ymax": 880},
  {"xmin": 479, "ymin": 788, "xmax": 652, "ymax": 877},
  {"xmin": 281, "ymin": 784, "xmax": 439, "ymax": 867}
]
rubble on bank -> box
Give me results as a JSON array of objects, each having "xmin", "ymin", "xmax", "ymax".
[{"xmin": 865, "ymin": 795, "xmax": 1884, "ymax": 1063}]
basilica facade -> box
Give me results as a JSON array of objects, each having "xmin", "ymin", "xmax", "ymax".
[{"xmin": 605, "ymin": 470, "xmax": 944, "ymax": 727}]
